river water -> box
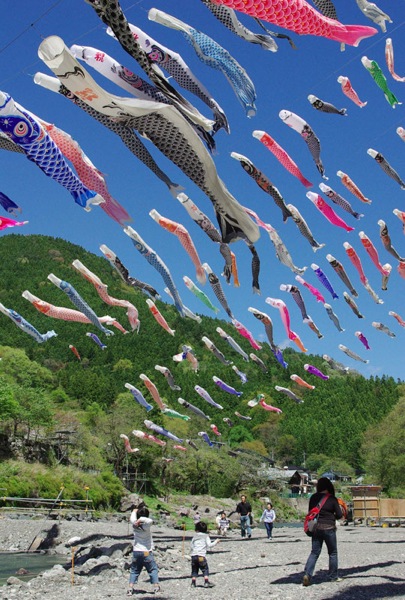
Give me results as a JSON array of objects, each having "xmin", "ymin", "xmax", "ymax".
[{"xmin": 0, "ymin": 552, "xmax": 65, "ymax": 586}]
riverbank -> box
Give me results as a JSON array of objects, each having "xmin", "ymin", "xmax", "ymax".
[{"xmin": 1, "ymin": 516, "xmax": 404, "ymax": 599}]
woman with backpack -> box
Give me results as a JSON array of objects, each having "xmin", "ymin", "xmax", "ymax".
[{"xmin": 302, "ymin": 477, "xmax": 343, "ymax": 587}]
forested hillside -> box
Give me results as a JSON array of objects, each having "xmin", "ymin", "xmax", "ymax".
[{"xmin": 0, "ymin": 234, "xmax": 402, "ymax": 504}]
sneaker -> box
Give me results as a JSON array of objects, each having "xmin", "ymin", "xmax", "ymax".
[
  {"xmin": 153, "ymin": 585, "xmax": 161, "ymax": 594},
  {"xmin": 302, "ymin": 575, "xmax": 311, "ymax": 587},
  {"xmin": 248, "ymin": 534, "xmax": 252, "ymax": 539},
  {"xmin": 330, "ymin": 577, "xmax": 343, "ymax": 583},
  {"xmin": 204, "ymin": 581, "xmax": 215, "ymax": 588},
  {"xmin": 191, "ymin": 580, "xmax": 197, "ymax": 588}
]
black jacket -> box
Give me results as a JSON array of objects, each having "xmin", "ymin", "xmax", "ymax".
[
  {"xmin": 308, "ymin": 492, "xmax": 342, "ymax": 530},
  {"xmin": 236, "ymin": 501, "xmax": 251, "ymax": 516}
]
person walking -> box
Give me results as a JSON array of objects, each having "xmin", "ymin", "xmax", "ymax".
[
  {"xmin": 260, "ymin": 502, "xmax": 276, "ymax": 540},
  {"xmin": 302, "ymin": 477, "xmax": 343, "ymax": 587},
  {"xmin": 236, "ymin": 494, "xmax": 252, "ymax": 539},
  {"xmin": 127, "ymin": 505, "xmax": 160, "ymax": 596},
  {"xmin": 190, "ymin": 521, "xmax": 219, "ymax": 588}
]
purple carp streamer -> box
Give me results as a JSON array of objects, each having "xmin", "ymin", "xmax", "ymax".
[
  {"xmin": 311, "ymin": 263, "xmax": 338, "ymax": 300},
  {"xmin": 308, "ymin": 94, "xmax": 347, "ymax": 116},
  {"xmin": 0, "ymin": 92, "xmax": 103, "ymax": 211},
  {"xmin": 178, "ymin": 193, "xmax": 233, "ymax": 283},
  {"xmin": 100, "ymin": 245, "xmax": 159, "ymax": 299},
  {"xmin": 34, "ymin": 72, "xmax": 182, "ymax": 197},
  {"xmin": 213, "ymin": 376, "xmax": 243, "ymax": 396},
  {"xmin": 304, "ymin": 364, "xmax": 329, "ymax": 380},
  {"xmin": 48, "ymin": 273, "xmax": 113, "ymax": 336},
  {"xmin": 279, "ymin": 109, "xmax": 327, "ymax": 179},
  {"xmin": 72, "ymin": 260, "xmax": 139, "ymax": 331},
  {"xmin": 124, "ymin": 226, "xmax": 185, "ymax": 317},
  {"xmin": 150, "ymin": 209, "xmax": 206, "ymax": 285},
  {"xmin": 203, "ymin": 263, "xmax": 234, "ymax": 318},
  {"xmin": 232, "ymin": 366, "xmax": 248, "ymax": 384},
  {"xmin": 22, "ymin": 290, "xmax": 127, "ymax": 334},
  {"xmin": 86, "ymin": 332, "xmax": 107, "ymax": 350},
  {"xmin": 149, "ymin": 9, "xmax": 257, "ymax": 117},
  {"xmin": 367, "ymin": 149, "xmax": 405, "ymax": 190},
  {"xmin": 210, "ymin": 0, "xmax": 377, "ymax": 46},
  {"xmin": 355, "ymin": 331, "xmax": 371, "ymax": 350},
  {"xmin": 216, "ymin": 326, "xmax": 249, "ymax": 361},
  {"xmin": 0, "ymin": 303, "xmax": 56, "ymax": 344},
  {"xmin": 200, "ymin": 0, "xmax": 278, "ymax": 51},
  {"xmin": 37, "ymin": 38, "xmax": 259, "ymax": 244},
  {"xmin": 231, "ymin": 152, "xmax": 292, "ymax": 222},
  {"xmin": 124, "ymin": 383, "xmax": 153, "ymax": 412},
  {"xmin": 0, "ymin": 191, "xmax": 21, "ymax": 216}
]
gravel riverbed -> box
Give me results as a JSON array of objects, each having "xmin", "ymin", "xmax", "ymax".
[{"xmin": 0, "ymin": 517, "xmax": 404, "ymax": 599}]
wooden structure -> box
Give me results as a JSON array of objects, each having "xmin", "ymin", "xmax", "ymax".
[{"xmin": 350, "ymin": 485, "xmax": 382, "ymax": 520}]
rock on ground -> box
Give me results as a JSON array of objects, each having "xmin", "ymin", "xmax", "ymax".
[{"xmin": 1, "ymin": 518, "xmax": 405, "ymax": 599}]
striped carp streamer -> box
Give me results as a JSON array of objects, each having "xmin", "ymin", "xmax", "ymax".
[
  {"xmin": 100, "ymin": 245, "xmax": 159, "ymax": 300},
  {"xmin": 319, "ymin": 183, "xmax": 363, "ymax": 220},
  {"xmin": 343, "ymin": 292, "xmax": 364, "ymax": 319},
  {"xmin": 385, "ymin": 39, "xmax": 405, "ymax": 83},
  {"xmin": 124, "ymin": 383, "xmax": 153, "ymax": 412},
  {"xmin": 287, "ymin": 204, "xmax": 325, "ymax": 251},
  {"xmin": 183, "ymin": 276, "xmax": 219, "ymax": 314},
  {"xmin": 154, "ymin": 365, "xmax": 181, "ymax": 391},
  {"xmin": 72, "ymin": 260, "xmax": 139, "ymax": 331},
  {"xmin": 355, "ymin": 332, "xmax": 370, "ymax": 350},
  {"xmin": 210, "ymin": 0, "xmax": 377, "ymax": 46},
  {"xmin": 338, "ymin": 76, "xmax": 367, "ymax": 107},
  {"xmin": 202, "ymin": 336, "xmax": 233, "ymax": 365},
  {"xmin": 0, "ymin": 91, "xmax": 103, "ymax": 211},
  {"xmin": 0, "ymin": 191, "xmax": 21, "ymax": 216},
  {"xmin": 361, "ymin": 57, "xmax": 401, "ymax": 108},
  {"xmin": 146, "ymin": 300, "xmax": 175, "ymax": 336},
  {"xmin": 231, "ymin": 152, "xmax": 292, "ymax": 222},
  {"xmin": 48, "ymin": 273, "xmax": 113, "ymax": 336},
  {"xmin": 253, "ymin": 130, "xmax": 313, "ymax": 188},
  {"xmin": 149, "ymin": 209, "xmax": 205, "ymax": 285},
  {"xmin": 279, "ymin": 110, "xmax": 327, "ymax": 179},
  {"xmin": 0, "ymin": 302, "xmax": 57, "ymax": 344},
  {"xmin": 40, "ymin": 118, "xmax": 131, "ymax": 224},
  {"xmin": 86, "ymin": 332, "xmax": 106, "ymax": 350},
  {"xmin": 124, "ymin": 227, "xmax": 185, "ymax": 317},
  {"xmin": 355, "ymin": 0, "xmax": 392, "ymax": 33},
  {"xmin": 367, "ymin": 149, "xmax": 405, "ymax": 190},
  {"xmin": 326, "ymin": 254, "xmax": 358, "ymax": 297},
  {"xmin": 22, "ymin": 290, "xmax": 127, "ymax": 334},
  {"xmin": 338, "ymin": 344, "xmax": 369, "ymax": 364},
  {"xmin": 149, "ymin": 9, "xmax": 257, "ymax": 117},
  {"xmin": 274, "ymin": 386, "xmax": 303, "ymax": 404},
  {"xmin": 307, "ymin": 192, "xmax": 355, "ymax": 232},
  {"xmin": 337, "ymin": 171, "xmax": 372, "ymax": 204},
  {"xmin": 308, "ymin": 95, "xmax": 346, "ymax": 116},
  {"xmin": 37, "ymin": 37, "xmax": 259, "ymax": 244}
]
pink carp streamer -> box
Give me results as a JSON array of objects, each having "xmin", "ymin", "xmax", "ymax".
[
  {"xmin": 393, "ymin": 209, "xmax": 405, "ymax": 233},
  {"xmin": 295, "ymin": 275, "xmax": 325, "ymax": 303},
  {"xmin": 337, "ymin": 171, "xmax": 371, "ymax": 204},
  {"xmin": 385, "ymin": 39, "xmax": 405, "ymax": 83},
  {"xmin": 253, "ymin": 130, "xmax": 312, "ymax": 187},
  {"xmin": 307, "ymin": 192, "xmax": 354, "ymax": 232},
  {"xmin": 149, "ymin": 209, "xmax": 206, "ymax": 285},
  {"xmin": 389, "ymin": 311, "xmax": 405, "ymax": 327},
  {"xmin": 22, "ymin": 290, "xmax": 128, "ymax": 334},
  {"xmin": 132, "ymin": 429, "xmax": 166, "ymax": 447},
  {"xmin": 232, "ymin": 319, "xmax": 262, "ymax": 350},
  {"xmin": 265, "ymin": 297, "xmax": 307, "ymax": 352},
  {"xmin": 0, "ymin": 215, "xmax": 28, "ymax": 231},
  {"xmin": 290, "ymin": 374, "xmax": 315, "ymax": 389},
  {"xmin": 210, "ymin": 0, "xmax": 377, "ymax": 46},
  {"xmin": 40, "ymin": 120, "xmax": 131, "ymax": 225},
  {"xmin": 359, "ymin": 232, "xmax": 390, "ymax": 276},
  {"xmin": 146, "ymin": 299, "xmax": 175, "ymax": 336},
  {"xmin": 248, "ymin": 394, "xmax": 282, "ymax": 413},
  {"xmin": 338, "ymin": 76, "xmax": 367, "ymax": 107},
  {"xmin": 72, "ymin": 260, "xmax": 139, "ymax": 331},
  {"xmin": 120, "ymin": 434, "xmax": 139, "ymax": 453},
  {"xmin": 139, "ymin": 374, "xmax": 166, "ymax": 411}
]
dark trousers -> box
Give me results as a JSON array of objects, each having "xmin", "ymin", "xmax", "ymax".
[
  {"xmin": 264, "ymin": 522, "xmax": 274, "ymax": 538},
  {"xmin": 191, "ymin": 555, "xmax": 209, "ymax": 578},
  {"xmin": 304, "ymin": 529, "xmax": 338, "ymax": 580}
]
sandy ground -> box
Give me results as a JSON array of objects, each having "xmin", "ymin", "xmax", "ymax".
[{"xmin": 0, "ymin": 516, "xmax": 405, "ymax": 599}]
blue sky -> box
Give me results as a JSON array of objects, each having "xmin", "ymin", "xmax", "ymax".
[{"xmin": 1, "ymin": 0, "xmax": 404, "ymax": 380}]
